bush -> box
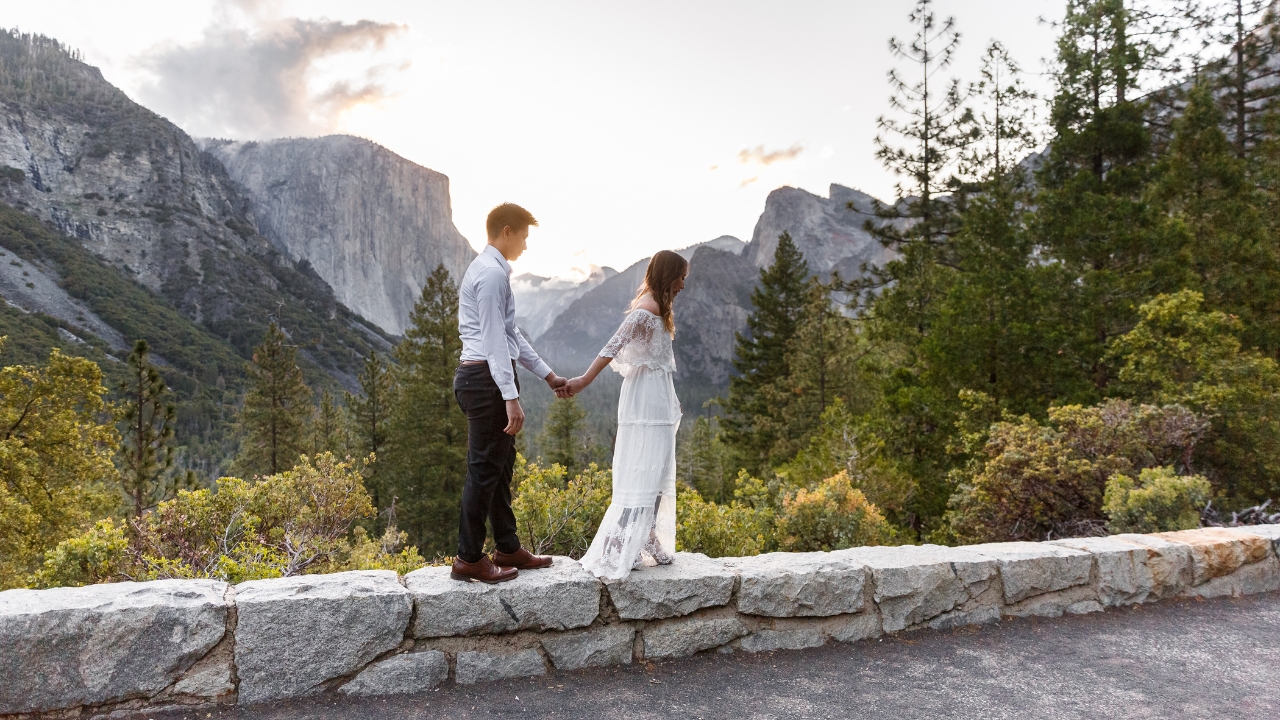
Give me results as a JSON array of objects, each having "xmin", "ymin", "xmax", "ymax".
[
  {"xmin": 676, "ymin": 476, "xmax": 774, "ymax": 558},
  {"xmin": 946, "ymin": 400, "xmax": 1210, "ymax": 544},
  {"xmin": 774, "ymin": 472, "xmax": 895, "ymax": 552},
  {"xmin": 1103, "ymin": 467, "xmax": 1211, "ymax": 534},
  {"xmin": 511, "ymin": 456, "xmax": 611, "ymax": 558},
  {"xmin": 32, "ymin": 518, "xmax": 129, "ymax": 588}
]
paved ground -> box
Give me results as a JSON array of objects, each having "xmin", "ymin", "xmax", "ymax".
[{"xmin": 157, "ymin": 593, "xmax": 1280, "ymax": 720}]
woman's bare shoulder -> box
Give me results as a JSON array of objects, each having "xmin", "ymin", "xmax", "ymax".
[{"xmin": 635, "ymin": 294, "xmax": 660, "ymax": 314}]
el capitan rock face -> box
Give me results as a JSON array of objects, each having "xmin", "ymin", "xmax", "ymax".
[{"xmin": 202, "ymin": 136, "xmax": 476, "ymax": 335}]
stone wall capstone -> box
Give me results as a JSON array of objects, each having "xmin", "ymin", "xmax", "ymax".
[{"xmin": 4, "ymin": 527, "xmax": 1280, "ymax": 717}]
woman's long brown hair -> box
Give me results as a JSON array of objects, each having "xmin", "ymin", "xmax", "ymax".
[{"xmin": 629, "ymin": 250, "xmax": 689, "ymax": 335}]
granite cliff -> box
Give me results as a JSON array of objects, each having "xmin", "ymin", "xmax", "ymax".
[
  {"xmin": 201, "ymin": 136, "xmax": 476, "ymax": 335},
  {"xmin": 742, "ymin": 183, "xmax": 897, "ymax": 279}
]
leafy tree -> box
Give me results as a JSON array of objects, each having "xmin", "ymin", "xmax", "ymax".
[
  {"xmin": 117, "ymin": 339, "xmax": 194, "ymax": 518},
  {"xmin": 0, "ymin": 347, "xmax": 118, "ymax": 588},
  {"xmin": 385, "ymin": 265, "xmax": 468, "ymax": 554},
  {"xmin": 722, "ymin": 232, "xmax": 810, "ymax": 474},
  {"xmin": 236, "ymin": 323, "xmax": 313, "ymax": 477},
  {"xmin": 1108, "ymin": 290, "xmax": 1280, "ymax": 502}
]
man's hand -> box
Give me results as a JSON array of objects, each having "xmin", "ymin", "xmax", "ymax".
[
  {"xmin": 504, "ymin": 398, "xmax": 525, "ymax": 435},
  {"xmin": 546, "ymin": 372, "xmax": 571, "ymax": 399}
]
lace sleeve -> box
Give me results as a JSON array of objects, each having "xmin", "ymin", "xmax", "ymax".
[{"xmin": 600, "ymin": 310, "xmax": 655, "ymax": 358}]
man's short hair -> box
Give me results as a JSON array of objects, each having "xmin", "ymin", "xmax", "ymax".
[{"xmin": 486, "ymin": 203, "xmax": 538, "ymax": 240}]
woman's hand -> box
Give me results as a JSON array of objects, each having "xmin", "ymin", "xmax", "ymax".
[{"xmin": 566, "ymin": 376, "xmax": 590, "ymax": 397}]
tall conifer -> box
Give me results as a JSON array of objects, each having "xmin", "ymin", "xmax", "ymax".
[
  {"xmin": 722, "ymin": 232, "xmax": 810, "ymax": 474},
  {"xmin": 118, "ymin": 339, "xmax": 193, "ymax": 517},
  {"xmin": 385, "ymin": 265, "xmax": 468, "ymax": 554},
  {"xmin": 236, "ymin": 322, "xmax": 312, "ymax": 476}
]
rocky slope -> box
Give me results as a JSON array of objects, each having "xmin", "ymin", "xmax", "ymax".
[
  {"xmin": 0, "ymin": 32, "xmax": 390, "ymax": 381},
  {"xmin": 513, "ymin": 264, "xmax": 616, "ymax": 341},
  {"xmin": 201, "ymin": 136, "xmax": 476, "ymax": 335},
  {"xmin": 742, "ymin": 183, "xmax": 897, "ymax": 279}
]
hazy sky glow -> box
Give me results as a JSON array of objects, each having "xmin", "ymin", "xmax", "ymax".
[{"xmin": 10, "ymin": 1, "xmax": 1061, "ymax": 278}]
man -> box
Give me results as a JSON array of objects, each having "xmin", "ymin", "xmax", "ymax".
[{"xmin": 452, "ymin": 203, "xmax": 568, "ymax": 583}]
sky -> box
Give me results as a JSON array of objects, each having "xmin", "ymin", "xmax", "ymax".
[{"xmin": 8, "ymin": 0, "xmax": 1063, "ymax": 279}]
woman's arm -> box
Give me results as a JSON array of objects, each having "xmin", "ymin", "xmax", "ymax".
[{"xmin": 567, "ymin": 355, "xmax": 612, "ymax": 396}]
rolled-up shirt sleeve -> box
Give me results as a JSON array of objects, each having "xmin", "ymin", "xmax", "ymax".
[{"xmin": 475, "ymin": 269, "xmax": 520, "ymax": 400}]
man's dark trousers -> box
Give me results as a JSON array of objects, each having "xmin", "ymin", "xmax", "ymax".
[{"xmin": 454, "ymin": 361, "xmax": 522, "ymax": 563}]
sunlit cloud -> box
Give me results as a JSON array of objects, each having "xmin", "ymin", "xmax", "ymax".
[
  {"xmin": 740, "ymin": 176, "xmax": 759, "ymax": 187},
  {"xmin": 136, "ymin": 2, "xmax": 408, "ymax": 139},
  {"xmin": 737, "ymin": 143, "xmax": 804, "ymax": 166}
]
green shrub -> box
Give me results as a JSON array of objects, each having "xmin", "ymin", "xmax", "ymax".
[
  {"xmin": 510, "ymin": 456, "xmax": 611, "ymax": 558},
  {"xmin": 1103, "ymin": 467, "xmax": 1211, "ymax": 534},
  {"xmin": 676, "ymin": 480, "xmax": 774, "ymax": 558},
  {"xmin": 946, "ymin": 400, "xmax": 1210, "ymax": 544},
  {"xmin": 774, "ymin": 472, "xmax": 895, "ymax": 552},
  {"xmin": 32, "ymin": 518, "xmax": 129, "ymax": 588}
]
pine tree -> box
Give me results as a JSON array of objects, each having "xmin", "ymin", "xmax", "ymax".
[
  {"xmin": 966, "ymin": 41, "xmax": 1040, "ymax": 183},
  {"xmin": 722, "ymin": 232, "xmax": 810, "ymax": 474},
  {"xmin": 117, "ymin": 339, "xmax": 194, "ymax": 517},
  {"xmin": 347, "ymin": 350, "xmax": 395, "ymax": 508},
  {"xmin": 539, "ymin": 396, "xmax": 589, "ymax": 474},
  {"xmin": 385, "ymin": 265, "xmax": 468, "ymax": 554},
  {"xmin": 1153, "ymin": 83, "xmax": 1280, "ymax": 353},
  {"xmin": 311, "ymin": 389, "xmax": 346, "ymax": 457},
  {"xmin": 680, "ymin": 413, "xmax": 730, "ymax": 503},
  {"xmin": 236, "ymin": 322, "xmax": 313, "ymax": 476},
  {"xmin": 1197, "ymin": 0, "xmax": 1280, "ymax": 157},
  {"xmin": 862, "ymin": 0, "xmax": 974, "ymax": 262}
]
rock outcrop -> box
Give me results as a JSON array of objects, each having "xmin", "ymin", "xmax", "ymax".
[
  {"xmin": 513, "ymin": 264, "xmax": 616, "ymax": 341},
  {"xmin": 742, "ymin": 184, "xmax": 897, "ymax": 278},
  {"xmin": 201, "ymin": 136, "xmax": 476, "ymax": 335}
]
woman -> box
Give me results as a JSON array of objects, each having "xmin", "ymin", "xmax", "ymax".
[{"xmin": 568, "ymin": 250, "xmax": 688, "ymax": 580}]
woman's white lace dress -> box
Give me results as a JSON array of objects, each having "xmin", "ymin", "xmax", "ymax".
[{"xmin": 579, "ymin": 309, "xmax": 681, "ymax": 580}]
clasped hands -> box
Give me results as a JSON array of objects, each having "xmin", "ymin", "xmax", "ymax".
[{"xmin": 547, "ymin": 372, "xmax": 589, "ymax": 399}]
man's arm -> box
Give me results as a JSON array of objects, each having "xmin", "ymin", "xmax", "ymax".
[{"xmin": 515, "ymin": 327, "xmax": 568, "ymax": 395}]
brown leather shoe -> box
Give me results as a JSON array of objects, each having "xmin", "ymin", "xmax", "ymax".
[
  {"xmin": 450, "ymin": 556, "xmax": 518, "ymax": 584},
  {"xmin": 492, "ymin": 547, "xmax": 554, "ymax": 570}
]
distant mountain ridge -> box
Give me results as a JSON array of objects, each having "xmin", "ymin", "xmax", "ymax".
[
  {"xmin": 513, "ymin": 265, "xmax": 616, "ymax": 340},
  {"xmin": 201, "ymin": 136, "xmax": 476, "ymax": 335}
]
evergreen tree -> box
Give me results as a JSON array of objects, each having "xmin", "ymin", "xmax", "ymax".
[
  {"xmin": 385, "ymin": 265, "xmax": 468, "ymax": 555},
  {"xmin": 680, "ymin": 413, "xmax": 731, "ymax": 503},
  {"xmin": 311, "ymin": 389, "xmax": 347, "ymax": 457},
  {"xmin": 1197, "ymin": 0, "xmax": 1280, "ymax": 157},
  {"xmin": 721, "ymin": 232, "xmax": 810, "ymax": 474},
  {"xmin": 966, "ymin": 41, "xmax": 1040, "ymax": 182},
  {"xmin": 539, "ymin": 396, "xmax": 590, "ymax": 474},
  {"xmin": 236, "ymin": 323, "xmax": 312, "ymax": 477},
  {"xmin": 346, "ymin": 350, "xmax": 395, "ymax": 508},
  {"xmin": 117, "ymin": 339, "xmax": 194, "ymax": 517}
]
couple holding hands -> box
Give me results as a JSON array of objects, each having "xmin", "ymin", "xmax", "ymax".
[{"xmin": 452, "ymin": 202, "xmax": 687, "ymax": 583}]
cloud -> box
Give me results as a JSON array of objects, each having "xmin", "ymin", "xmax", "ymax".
[
  {"xmin": 737, "ymin": 143, "xmax": 804, "ymax": 166},
  {"xmin": 137, "ymin": 5, "xmax": 408, "ymax": 139},
  {"xmin": 739, "ymin": 176, "xmax": 759, "ymax": 187}
]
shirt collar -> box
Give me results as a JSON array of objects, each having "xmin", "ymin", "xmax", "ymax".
[{"xmin": 483, "ymin": 244, "xmax": 512, "ymax": 276}]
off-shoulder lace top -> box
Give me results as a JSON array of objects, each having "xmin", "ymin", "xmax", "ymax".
[{"xmin": 599, "ymin": 309, "xmax": 676, "ymax": 376}]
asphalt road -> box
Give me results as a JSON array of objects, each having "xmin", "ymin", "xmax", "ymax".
[{"xmin": 156, "ymin": 593, "xmax": 1280, "ymax": 720}]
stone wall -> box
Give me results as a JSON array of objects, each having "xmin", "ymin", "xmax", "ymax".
[{"xmin": 4, "ymin": 526, "xmax": 1279, "ymax": 717}]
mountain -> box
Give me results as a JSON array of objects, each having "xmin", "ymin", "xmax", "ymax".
[
  {"xmin": 742, "ymin": 184, "xmax": 897, "ymax": 280},
  {"xmin": 200, "ymin": 136, "xmax": 476, "ymax": 335},
  {"xmin": 512, "ymin": 264, "xmax": 616, "ymax": 340},
  {"xmin": 0, "ymin": 32, "xmax": 395, "ymax": 475}
]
